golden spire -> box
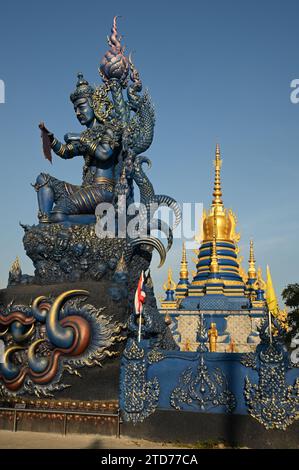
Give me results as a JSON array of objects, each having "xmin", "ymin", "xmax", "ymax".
[
  {"xmin": 163, "ymin": 267, "xmax": 176, "ymax": 291},
  {"xmin": 179, "ymin": 242, "xmax": 189, "ymax": 281},
  {"xmin": 212, "ymin": 143, "xmax": 223, "ymax": 208},
  {"xmin": 248, "ymin": 239, "xmax": 257, "ymax": 280},
  {"xmin": 210, "ymin": 212, "xmax": 219, "ymax": 274}
]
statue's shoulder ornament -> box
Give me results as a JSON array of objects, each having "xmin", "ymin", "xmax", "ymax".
[{"xmin": 80, "ymin": 123, "xmax": 121, "ymax": 151}]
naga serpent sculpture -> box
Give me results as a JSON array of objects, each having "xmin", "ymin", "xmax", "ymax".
[{"xmin": 100, "ymin": 17, "xmax": 182, "ymax": 266}]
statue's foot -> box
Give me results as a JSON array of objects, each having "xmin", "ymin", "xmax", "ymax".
[
  {"xmin": 51, "ymin": 212, "xmax": 96, "ymax": 225},
  {"xmin": 37, "ymin": 211, "xmax": 97, "ymax": 226},
  {"xmin": 38, "ymin": 211, "xmax": 51, "ymax": 224}
]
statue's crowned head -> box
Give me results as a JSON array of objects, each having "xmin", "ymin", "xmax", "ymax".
[{"xmin": 70, "ymin": 73, "xmax": 95, "ymax": 126}]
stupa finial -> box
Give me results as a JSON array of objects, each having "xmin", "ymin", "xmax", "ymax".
[
  {"xmin": 212, "ymin": 143, "xmax": 223, "ymax": 208},
  {"xmin": 179, "ymin": 242, "xmax": 189, "ymax": 282},
  {"xmin": 248, "ymin": 239, "xmax": 257, "ymax": 280},
  {"xmin": 163, "ymin": 267, "xmax": 176, "ymax": 292}
]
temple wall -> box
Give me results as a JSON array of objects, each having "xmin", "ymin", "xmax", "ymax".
[
  {"xmin": 120, "ymin": 338, "xmax": 299, "ymax": 439},
  {"xmin": 165, "ymin": 311, "xmax": 263, "ymax": 353}
]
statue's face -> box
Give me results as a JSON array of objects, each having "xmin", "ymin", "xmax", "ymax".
[{"xmin": 73, "ymin": 97, "xmax": 94, "ymax": 126}]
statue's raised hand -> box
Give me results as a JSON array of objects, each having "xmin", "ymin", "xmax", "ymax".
[
  {"xmin": 39, "ymin": 122, "xmax": 54, "ymax": 142},
  {"xmin": 39, "ymin": 122, "xmax": 54, "ymax": 163}
]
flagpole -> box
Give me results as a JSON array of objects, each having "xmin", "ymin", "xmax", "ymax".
[
  {"xmin": 268, "ymin": 310, "xmax": 272, "ymax": 344},
  {"xmin": 138, "ymin": 312, "xmax": 142, "ymax": 343},
  {"xmin": 135, "ymin": 270, "xmax": 145, "ymax": 343}
]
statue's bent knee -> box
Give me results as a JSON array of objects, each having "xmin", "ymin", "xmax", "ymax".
[{"xmin": 33, "ymin": 173, "xmax": 51, "ymax": 192}]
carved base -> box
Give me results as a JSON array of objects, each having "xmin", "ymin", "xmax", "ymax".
[
  {"xmin": 21, "ymin": 223, "xmax": 151, "ymax": 289},
  {"xmin": 0, "ymin": 281, "xmax": 128, "ymax": 402}
]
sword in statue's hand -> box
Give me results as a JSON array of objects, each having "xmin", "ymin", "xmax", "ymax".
[{"xmin": 39, "ymin": 122, "xmax": 54, "ymax": 164}]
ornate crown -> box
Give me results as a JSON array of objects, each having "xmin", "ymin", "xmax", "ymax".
[{"xmin": 70, "ymin": 73, "xmax": 95, "ymax": 103}]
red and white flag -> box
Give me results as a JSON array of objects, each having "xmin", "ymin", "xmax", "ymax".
[{"xmin": 134, "ymin": 270, "xmax": 146, "ymax": 315}]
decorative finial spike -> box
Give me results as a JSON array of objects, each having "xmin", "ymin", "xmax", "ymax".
[
  {"xmin": 163, "ymin": 267, "xmax": 176, "ymax": 291},
  {"xmin": 248, "ymin": 239, "xmax": 257, "ymax": 280},
  {"xmin": 179, "ymin": 242, "xmax": 189, "ymax": 282},
  {"xmin": 8, "ymin": 256, "xmax": 22, "ymax": 286},
  {"xmin": 212, "ymin": 143, "xmax": 223, "ymax": 208},
  {"xmin": 10, "ymin": 256, "xmax": 21, "ymax": 275}
]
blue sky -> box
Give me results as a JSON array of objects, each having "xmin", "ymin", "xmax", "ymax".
[{"xmin": 0, "ymin": 0, "xmax": 298, "ymax": 304}]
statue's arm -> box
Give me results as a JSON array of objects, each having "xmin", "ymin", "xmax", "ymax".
[
  {"xmin": 51, "ymin": 137, "xmax": 83, "ymax": 160},
  {"xmin": 39, "ymin": 123, "xmax": 83, "ymax": 160}
]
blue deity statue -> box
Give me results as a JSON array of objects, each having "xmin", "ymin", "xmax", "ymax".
[
  {"xmin": 33, "ymin": 17, "xmax": 155, "ymax": 226},
  {"xmin": 31, "ymin": 17, "xmax": 181, "ymax": 269},
  {"xmin": 35, "ymin": 73, "xmax": 121, "ymax": 225}
]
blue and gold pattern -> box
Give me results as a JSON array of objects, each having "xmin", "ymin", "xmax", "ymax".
[
  {"xmin": 170, "ymin": 316, "xmax": 236, "ymax": 412},
  {"xmin": 0, "ymin": 290, "xmax": 126, "ymax": 398},
  {"xmin": 120, "ymin": 340, "xmax": 160, "ymax": 424},
  {"xmin": 242, "ymin": 317, "xmax": 299, "ymax": 430}
]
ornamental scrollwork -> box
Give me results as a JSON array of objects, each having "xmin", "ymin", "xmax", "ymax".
[
  {"xmin": 170, "ymin": 355, "xmax": 236, "ymax": 413},
  {"xmin": 0, "ymin": 290, "xmax": 126, "ymax": 398},
  {"xmin": 244, "ymin": 343, "xmax": 299, "ymax": 430},
  {"xmin": 147, "ymin": 349, "xmax": 165, "ymax": 364},
  {"xmin": 243, "ymin": 317, "xmax": 299, "ymax": 430},
  {"xmin": 121, "ymin": 340, "xmax": 160, "ymax": 424}
]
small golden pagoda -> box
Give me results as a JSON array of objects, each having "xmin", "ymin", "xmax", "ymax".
[
  {"xmin": 160, "ymin": 268, "xmax": 177, "ymax": 309},
  {"xmin": 175, "ymin": 242, "xmax": 190, "ymax": 299}
]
